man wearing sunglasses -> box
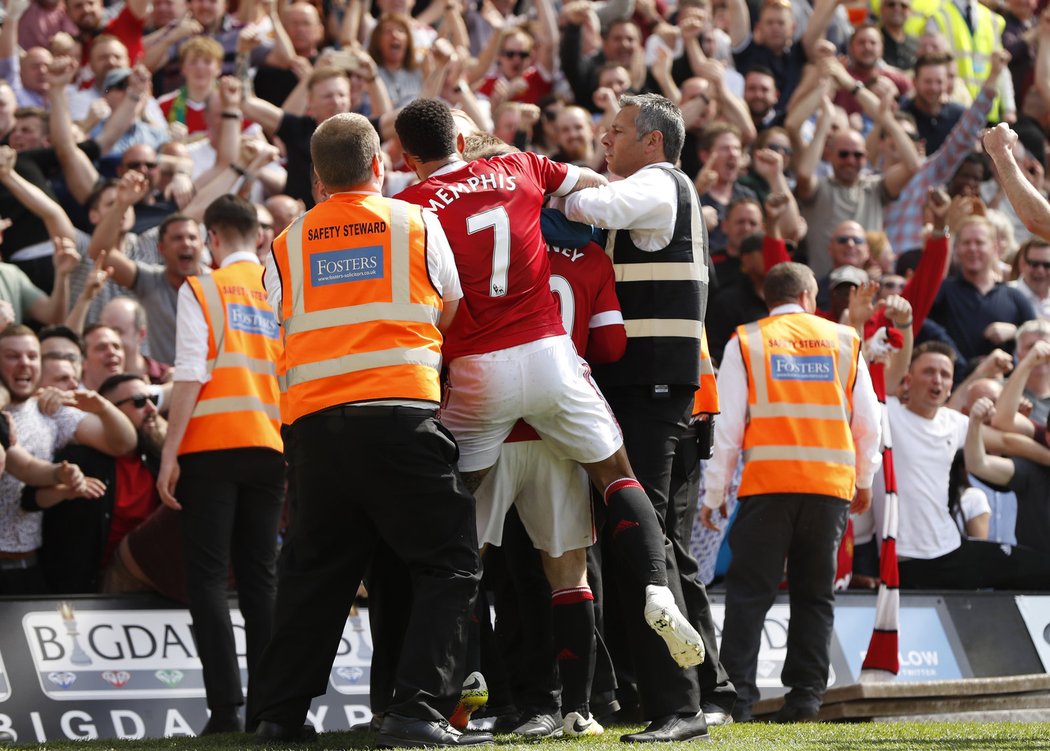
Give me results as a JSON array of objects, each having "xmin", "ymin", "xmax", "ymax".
[
  {"xmin": 36, "ymin": 372, "xmax": 165, "ymax": 594},
  {"xmin": 1011, "ymin": 238, "xmax": 1050, "ymax": 321},
  {"xmin": 475, "ymin": 24, "xmax": 554, "ymax": 106},
  {"xmin": 795, "ymin": 58, "xmax": 920, "ymax": 278}
]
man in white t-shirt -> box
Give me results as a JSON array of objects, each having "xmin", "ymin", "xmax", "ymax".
[{"xmin": 892, "ymin": 341, "xmax": 1032, "ymax": 588}]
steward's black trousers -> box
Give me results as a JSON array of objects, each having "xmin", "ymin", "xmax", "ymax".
[
  {"xmin": 248, "ymin": 406, "xmax": 481, "ymax": 727},
  {"xmin": 178, "ymin": 447, "xmax": 284, "ymax": 710}
]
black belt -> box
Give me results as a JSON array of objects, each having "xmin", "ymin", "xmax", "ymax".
[{"xmin": 321, "ymin": 404, "xmax": 438, "ymax": 419}]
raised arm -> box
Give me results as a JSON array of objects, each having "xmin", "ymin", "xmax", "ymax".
[
  {"xmin": 824, "ymin": 57, "xmax": 920, "ymax": 198},
  {"xmin": 984, "ymin": 123, "xmax": 1050, "ymax": 240},
  {"xmin": 27, "ymin": 237, "xmax": 79, "ymax": 325},
  {"xmin": 532, "ymin": 0, "xmax": 558, "ymax": 77},
  {"xmin": 466, "ymin": 21, "xmax": 509, "ymax": 86},
  {"xmin": 946, "ymin": 348, "xmax": 1013, "ymax": 413},
  {"xmin": 0, "ymin": 147, "xmax": 76, "ymax": 240},
  {"xmin": 726, "ymin": 0, "xmax": 752, "ymax": 49},
  {"xmin": 992, "ymin": 340, "xmax": 1050, "ymax": 437},
  {"xmin": 0, "ymin": 0, "xmax": 27, "ymax": 60},
  {"xmin": 242, "ymin": 90, "xmax": 287, "ymax": 135},
  {"xmin": 65, "ymin": 252, "xmax": 113, "ymax": 333},
  {"xmin": 89, "ymin": 173, "xmax": 150, "ymax": 289},
  {"xmin": 96, "ymin": 66, "xmax": 155, "ymax": 154},
  {"xmin": 753, "ymin": 149, "xmax": 804, "ymax": 241},
  {"xmin": 262, "ymin": 0, "xmax": 296, "ymax": 68},
  {"xmin": 142, "ymin": 15, "xmax": 203, "ymax": 72},
  {"xmin": 794, "ymin": 94, "xmax": 834, "ymax": 202},
  {"xmin": 881, "ymin": 295, "xmax": 915, "ymax": 396},
  {"xmin": 802, "ymin": 0, "xmax": 840, "ymax": 60},
  {"xmin": 965, "ymin": 397, "xmax": 1017, "ymax": 486},
  {"xmin": 695, "ymin": 57, "xmax": 757, "ymax": 145},
  {"xmin": 46, "ymin": 57, "xmax": 100, "ymax": 204}
]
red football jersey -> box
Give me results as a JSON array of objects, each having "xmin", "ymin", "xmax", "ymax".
[
  {"xmin": 547, "ymin": 241, "xmax": 621, "ymax": 355},
  {"xmin": 396, "ymin": 152, "xmax": 577, "ymax": 361}
]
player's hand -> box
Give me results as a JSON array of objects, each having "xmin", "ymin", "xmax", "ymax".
[{"xmin": 66, "ymin": 389, "xmax": 108, "ymax": 414}]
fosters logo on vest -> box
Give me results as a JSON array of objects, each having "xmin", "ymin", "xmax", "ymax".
[
  {"xmin": 228, "ymin": 304, "xmax": 279, "ymax": 339},
  {"xmin": 771, "ymin": 354, "xmax": 835, "ymax": 382},
  {"xmin": 311, "ymin": 247, "xmax": 385, "ymax": 286}
]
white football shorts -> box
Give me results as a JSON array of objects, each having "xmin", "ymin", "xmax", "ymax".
[
  {"xmin": 474, "ymin": 438, "xmax": 595, "ymax": 556},
  {"xmin": 440, "ymin": 335, "xmax": 623, "ymax": 472}
]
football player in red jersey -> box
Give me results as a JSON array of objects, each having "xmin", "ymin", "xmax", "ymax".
[{"xmin": 395, "ymin": 100, "xmax": 705, "ymax": 687}]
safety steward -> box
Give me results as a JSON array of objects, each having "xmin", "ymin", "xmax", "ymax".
[
  {"xmin": 245, "ymin": 113, "xmax": 489, "ymax": 749},
  {"xmin": 701, "ymin": 262, "xmax": 882, "ymax": 722},
  {"xmin": 156, "ymin": 194, "xmax": 285, "ymax": 736}
]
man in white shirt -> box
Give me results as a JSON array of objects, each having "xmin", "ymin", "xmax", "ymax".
[
  {"xmin": 565, "ymin": 92, "xmax": 728, "ymax": 740},
  {"xmin": 891, "ymin": 341, "xmax": 1033, "ymax": 587}
]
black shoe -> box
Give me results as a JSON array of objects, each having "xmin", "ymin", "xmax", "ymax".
[
  {"xmin": 378, "ymin": 713, "xmax": 494, "ymax": 747},
  {"xmin": 620, "ymin": 711, "xmax": 711, "ymax": 743},
  {"xmin": 200, "ymin": 709, "xmax": 243, "ymax": 736},
  {"xmin": 254, "ymin": 720, "xmax": 319, "ymax": 743},
  {"xmin": 512, "ymin": 711, "xmax": 563, "ymax": 739},
  {"xmin": 770, "ymin": 704, "xmax": 820, "ymax": 723}
]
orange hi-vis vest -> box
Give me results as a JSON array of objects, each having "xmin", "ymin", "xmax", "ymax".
[
  {"xmin": 736, "ymin": 312, "xmax": 860, "ymax": 501},
  {"xmin": 272, "ymin": 193, "xmax": 444, "ymax": 424},
  {"xmin": 692, "ymin": 326, "xmax": 719, "ymax": 416},
  {"xmin": 179, "ymin": 261, "xmax": 283, "ymax": 456}
]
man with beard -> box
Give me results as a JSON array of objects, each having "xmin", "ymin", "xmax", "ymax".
[
  {"xmin": 35, "ymin": 372, "xmax": 164, "ymax": 593},
  {"xmin": 550, "ymin": 106, "xmax": 596, "ymax": 167},
  {"xmin": 99, "ymin": 375, "xmax": 186, "ymax": 603}
]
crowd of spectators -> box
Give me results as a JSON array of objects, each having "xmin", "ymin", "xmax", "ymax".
[{"xmin": 2, "ymin": 0, "xmax": 1050, "ymax": 694}]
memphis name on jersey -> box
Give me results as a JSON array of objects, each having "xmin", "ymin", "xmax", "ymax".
[{"xmin": 419, "ymin": 172, "xmax": 520, "ymax": 212}]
